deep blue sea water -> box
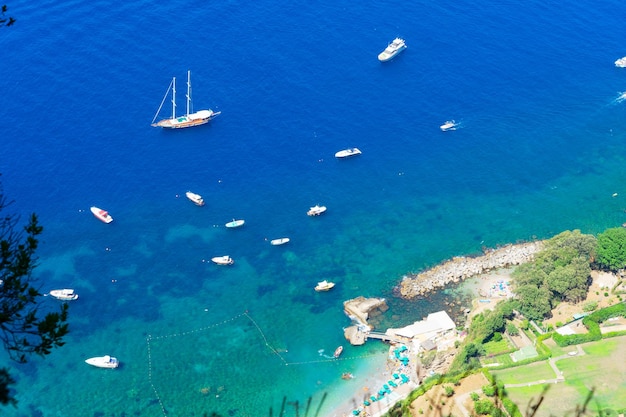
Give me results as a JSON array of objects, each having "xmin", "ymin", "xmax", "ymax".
[{"xmin": 2, "ymin": 0, "xmax": 626, "ymax": 416}]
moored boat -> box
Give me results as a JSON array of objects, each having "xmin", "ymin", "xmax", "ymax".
[
  {"xmin": 335, "ymin": 148, "xmax": 362, "ymax": 158},
  {"xmin": 49, "ymin": 289, "xmax": 78, "ymax": 301},
  {"xmin": 211, "ymin": 255, "xmax": 234, "ymax": 265},
  {"xmin": 151, "ymin": 70, "xmax": 220, "ymax": 129},
  {"xmin": 85, "ymin": 355, "xmax": 119, "ymax": 369},
  {"xmin": 225, "ymin": 219, "xmax": 245, "ymax": 228},
  {"xmin": 378, "ymin": 38, "xmax": 407, "ymax": 62},
  {"xmin": 90, "ymin": 206, "xmax": 113, "ymax": 223},
  {"xmin": 333, "ymin": 346, "xmax": 344, "ymax": 358},
  {"xmin": 440, "ymin": 120, "xmax": 458, "ymax": 131},
  {"xmin": 185, "ymin": 191, "xmax": 205, "ymax": 206},
  {"xmin": 315, "ymin": 280, "xmax": 335, "ymax": 292},
  {"xmin": 307, "ymin": 205, "xmax": 327, "ymax": 216},
  {"xmin": 270, "ymin": 238, "xmax": 290, "ymax": 246}
]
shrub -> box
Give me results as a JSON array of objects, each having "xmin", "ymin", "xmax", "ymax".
[
  {"xmin": 492, "ymin": 332, "xmax": 503, "ymax": 342},
  {"xmin": 444, "ymin": 385, "xmax": 455, "ymax": 397},
  {"xmin": 474, "ymin": 399, "xmax": 494, "ymax": 415},
  {"xmin": 470, "ymin": 392, "xmax": 480, "ymax": 401},
  {"xmin": 506, "ymin": 322, "xmax": 519, "ymax": 336},
  {"xmin": 583, "ymin": 301, "xmax": 598, "ymax": 312},
  {"xmin": 482, "ymin": 384, "xmax": 496, "ymax": 397}
]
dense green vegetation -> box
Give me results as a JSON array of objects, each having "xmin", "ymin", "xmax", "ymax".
[
  {"xmin": 596, "ymin": 227, "xmax": 626, "ymax": 271},
  {"xmin": 512, "ymin": 230, "xmax": 596, "ymax": 320}
]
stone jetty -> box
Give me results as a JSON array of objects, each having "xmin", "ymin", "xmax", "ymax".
[
  {"xmin": 343, "ymin": 296, "xmax": 388, "ymax": 345},
  {"xmin": 397, "ymin": 241, "xmax": 544, "ymax": 299}
]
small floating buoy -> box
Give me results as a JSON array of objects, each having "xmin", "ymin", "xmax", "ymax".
[{"xmin": 613, "ymin": 193, "xmax": 618, "ymax": 197}]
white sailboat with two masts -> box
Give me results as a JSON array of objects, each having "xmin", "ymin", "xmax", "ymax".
[{"xmin": 151, "ymin": 70, "xmax": 220, "ymax": 129}]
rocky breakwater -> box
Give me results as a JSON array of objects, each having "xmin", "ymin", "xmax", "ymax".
[{"xmin": 398, "ymin": 241, "xmax": 544, "ymax": 299}]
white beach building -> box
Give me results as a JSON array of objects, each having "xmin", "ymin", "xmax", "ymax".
[{"xmin": 385, "ymin": 310, "xmax": 457, "ymax": 352}]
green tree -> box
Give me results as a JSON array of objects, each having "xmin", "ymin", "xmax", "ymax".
[
  {"xmin": 505, "ymin": 322, "xmax": 519, "ymax": 336},
  {"xmin": 512, "ymin": 230, "xmax": 595, "ymax": 319},
  {"xmin": 0, "ymin": 183, "xmax": 69, "ymax": 406},
  {"xmin": 515, "ymin": 285, "xmax": 552, "ymax": 320},
  {"xmin": 596, "ymin": 227, "xmax": 626, "ymax": 271},
  {"xmin": 1, "ymin": 5, "xmax": 15, "ymax": 27}
]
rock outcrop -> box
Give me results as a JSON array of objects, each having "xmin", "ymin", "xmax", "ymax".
[
  {"xmin": 398, "ymin": 241, "xmax": 544, "ymax": 299},
  {"xmin": 342, "ymin": 296, "xmax": 389, "ymax": 345},
  {"xmin": 343, "ymin": 296, "xmax": 388, "ymax": 326}
]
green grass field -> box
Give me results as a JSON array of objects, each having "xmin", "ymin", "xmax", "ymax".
[
  {"xmin": 501, "ymin": 336, "xmax": 626, "ymax": 416},
  {"xmin": 543, "ymin": 338, "xmax": 567, "ymax": 357},
  {"xmin": 491, "ymin": 361, "xmax": 556, "ymax": 385},
  {"xmin": 483, "ymin": 338, "xmax": 512, "ymax": 355}
]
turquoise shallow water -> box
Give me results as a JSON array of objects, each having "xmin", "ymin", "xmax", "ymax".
[{"xmin": 1, "ymin": 0, "xmax": 626, "ymax": 415}]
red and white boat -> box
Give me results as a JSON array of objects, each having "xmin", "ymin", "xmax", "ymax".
[
  {"xmin": 333, "ymin": 346, "xmax": 344, "ymax": 358},
  {"xmin": 90, "ymin": 206, "xmax": 113, "ymax": 223}
]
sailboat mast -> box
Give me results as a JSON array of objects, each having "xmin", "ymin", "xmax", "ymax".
[
  {"xmin": 186, "ymin": 70, "xmax": 191, "ymax": 116},
  {"xmin": 171, "ymin": 77, "xmax": 177, "ymax": 119}
]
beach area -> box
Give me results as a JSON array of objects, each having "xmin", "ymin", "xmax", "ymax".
[
  {"xmin": 329, "ymin": 246, "xmax": 623, "ymax": 417},
  {"xmin": 328, "ymin": 267, "xmax": 519, "ymax": 417}
]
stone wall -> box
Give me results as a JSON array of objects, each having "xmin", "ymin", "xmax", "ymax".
[{"xmin": 397, "ymin": 241, "xmax": 544, "ymax": 299}]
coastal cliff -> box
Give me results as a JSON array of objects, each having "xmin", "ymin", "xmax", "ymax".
[{"xmin": 397, "ymin": 241, "xmax": 544, "ymax": 299}]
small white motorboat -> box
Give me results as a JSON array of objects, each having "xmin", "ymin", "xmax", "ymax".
[
  {"xmin": 90, "ymin": 206, "xmax": 113, "ymax": 223},
  {"xmin": 378, "ymin": 38, "xmax": 407, "ymax": 62},
  {"xmin": 315, "ymin": 280, "xmax": 335, "ymax": 292},
  {"xmin": 440, "ymin": 120, "xmax": 458, "ymax": 131},
  {"xmin": 49, "ymin": 289, "xmax": 78, "ymax": 301},
  {"xmin": 225, "ymin": 219, "xmax": 245, "ymax": 228},
  {"xmin": 335, "ymin": 148, "xmax": 362, "ymax": 158},
  {"xmin": 85, "ymin": 355, "xmax": 119, "ymax": 369},
  {"xmin": 307, "ymin": 205, "xmax": 327, "ymax": 216},
  {"xmin": 185, "ymin": 191, "xmax": 205, "ymax": 206},
  {"xmin": 211, "ymin": 255, "xmax": 234, "ymax": 265},
  {"xmin": 270, "ymin": 238, "xmax": 290, "ymax": 246},
  {"xmin": 615, "ymin": 57, "xmax": 626, "ymax": 68}
]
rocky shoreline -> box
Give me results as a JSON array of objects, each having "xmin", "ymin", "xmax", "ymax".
[{"xmin": 397, "ymin": 241, "xmax": 545, "ymax": 299}]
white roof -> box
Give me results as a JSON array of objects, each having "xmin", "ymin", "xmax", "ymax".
[{"xmin": 388, "ymin": 311, "xmax": 456, "ymax": 339}]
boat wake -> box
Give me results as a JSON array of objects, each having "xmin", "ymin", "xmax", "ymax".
[
  {"xmin": 616, "ymin": 92, "xmax": 626, "ymax": 103},
  {"xmin": 317, "ymin": 349, "xmax": 335, "ymax": 359}
]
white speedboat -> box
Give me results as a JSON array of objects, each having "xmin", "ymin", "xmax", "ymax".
[
  {"xmin": 307, "ymin": 205, "xmax": 327, "ymax": 216},
  {"xmin": 85, "ymin": 355, "xmax": 119, "ymax": 369},
  {"xmin": 212, "ymin": 255, "xmax": 234, "ymax": 265},
  {"xmin": 225, "ymin": 219, "xmax": 245, "ymax": 228},
  {"xmin": 90, "ymin": 206, "xmax": 113, "ymax": 223},
  {"xmin": 335, "ymin": 148, "xmax": 362, "ymax": 158},
  {"xmin": 49, "ymin": 289, "xmax": 78, "ymax": 301},
  {"xmin": 185, "ymin": 191, "xmax": 205, "ymax": 206},
  {"xmin": 615, "ymin": 57, "xmax": 626, "ymax": 68},
  {"xmin": 440, "ymin": 120, "xmax": 458, "ymax": 131},
  {"xmin": 270, "ymin": 238, "xmax": 290, "ymax": 246},
  {"xmin": 378, "ymin": 38, "xmax": 407, "ymax": 62},
  {"xmin": 315, "ymin": 280, "xmax": 335, "ymax": 292}
]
